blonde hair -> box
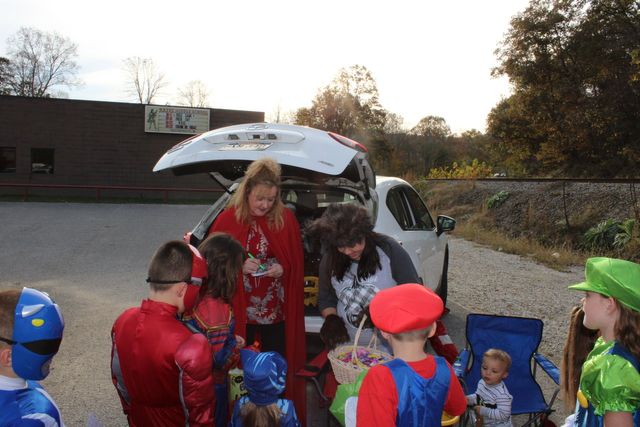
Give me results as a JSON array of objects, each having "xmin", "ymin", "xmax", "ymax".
[
  {"xmin": 239, "ymin": 401, "xmax": 282, "ymax": 427},
  {"xmin": 484, "ymin": 348, "xmax": 512, "ymax": 371},
  {"xmin": 231, "ymin": 158, "xmax": 285, "ymax": 230},
  {"xmin": 393, "ymin": 326, "xmax": 432, "ymax": 342}
]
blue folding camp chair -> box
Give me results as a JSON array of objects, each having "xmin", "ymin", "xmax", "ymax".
[{"xmin": 453, "ymin": 313, "xmax": 560, "ymax": 427}]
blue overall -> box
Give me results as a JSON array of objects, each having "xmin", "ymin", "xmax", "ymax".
[
  {"xmin": 387, "ymin": 356, "xmax": 450, "ymax": 427},
  {"xmin": 575, "ymin": 342, "xmax": 640, "ymax": 427},
  {"xmin": 0, "ymin": 380, "xmax": 63, "ymax": 426}
]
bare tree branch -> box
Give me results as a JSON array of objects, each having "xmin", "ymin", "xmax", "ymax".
[
  {"xmin": 5, "ymin": 27, "xmax": 81, "ymax": 97},
  {"xmin": 122, "ymin": 56, "xmax": 168, "ymax": 104},
  {"xmin": 176, "ymin": 80, "xmax": 210, "ymax": 107}
]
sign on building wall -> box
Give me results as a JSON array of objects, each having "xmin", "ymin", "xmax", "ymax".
[{"xmin": 145, "ymin": 105, "xmax": 210, "ymax": 134}]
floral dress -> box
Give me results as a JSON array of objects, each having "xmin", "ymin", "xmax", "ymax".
[{"xmin": 244, "ymin": 221, "xmax": 284, "ymax": 324}]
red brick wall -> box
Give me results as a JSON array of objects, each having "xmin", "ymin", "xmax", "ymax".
[{"xmin": 0, "ymin": 95, "xmax": 264, "ymax": 195}]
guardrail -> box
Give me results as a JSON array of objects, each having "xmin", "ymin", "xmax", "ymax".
[{"xmin": 0, "ymin": 182, "xmax": 221, "ymax": 202}]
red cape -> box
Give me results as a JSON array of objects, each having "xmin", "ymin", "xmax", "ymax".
[{"xmin": 210, "ymin": 206, "xmax": 307, "ymax": 424}]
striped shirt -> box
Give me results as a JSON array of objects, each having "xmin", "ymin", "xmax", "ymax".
[{"xmin": 466, "ymin": 379, "xmax": 513, "ymax": 427}]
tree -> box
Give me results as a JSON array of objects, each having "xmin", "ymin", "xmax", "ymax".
[
  {"xmin": 294, "ymin": 65, "xmax": 387, "ymax": 137},
  {"xmin": 382, "ymin": 112, "xmax": 405, "ymax": 135},
  {"xmin": 176, "ymin": 80, "xmax": 209, "ymax": 107},
  {"xmin": 489, "ymin": 0, "xmax": 640, "ymax": 177},
  {"xmin": 123, "ymin": 57, "xmax": 168, "ymax": 104},
  {"xmin": 409, "ymin": 115, "xmax": 451, "ymax": 139},
  {"xmin": 4, "ymin": 27, "xmax": 81, "ymax": 97},
  {"xmin": 0, "ymin": 57, "xmax": 11, "ymax": 95}
]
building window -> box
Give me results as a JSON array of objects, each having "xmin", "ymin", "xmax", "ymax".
[
  {"xmin": 0, "ymin": 147, "xmax": 16, "ymax": 173},
  {"xmin": 31, "ymin": 148, "xmax": 55, "ymax": 174}
]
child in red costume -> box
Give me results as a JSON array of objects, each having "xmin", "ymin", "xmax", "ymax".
[
  {"xmin": 111, "ymin": 240, "xmax": 215, "ymax": 426},
  {"xmin": 356, "ymin": 284, "xmax": 466, "ymax": 427},
  {"xmin": 183, "ymin": 232, "xmax": 246, "ymax": 427}
]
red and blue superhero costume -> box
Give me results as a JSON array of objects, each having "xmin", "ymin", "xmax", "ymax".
[
  {"xmin": 184, "ymin": 297, "xmax": 240, "ymax": 427},
  {"xmin": 111, "ymin": 299, "xmax": 215, "ymax": 426},
  {"xmin": 210, "ymin": 206, "xmax": 307, "ymax": 425}
]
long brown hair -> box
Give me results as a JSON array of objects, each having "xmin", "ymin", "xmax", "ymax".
[
  {"xmin": 239, "ymin": 401, "xmax": 282, "ymax": 427},
  {"xmin": 615, "ymin": 301, "xmax": 640, "ymax": 361},
  {"xmin": 232, "ymin": 157, "xmax": 285, "ymax": 230},
  {"xmin": 197, "ymin": 233, "xmax": 244, "ymax": 303},
  {"xmin": 560, "ymin": 306, "xmax": 598, "ymax": 410}
]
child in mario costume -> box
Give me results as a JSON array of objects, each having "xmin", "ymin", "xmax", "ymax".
[
  {"xmin": 567, "ymin": 257, "xmax": 640, "ymax": 427},
  {"xmin": 356, "ymin": 283, "xmax": 466, "ymax": 427},
  {"xmin": 0, "ymin": 287, "xmax": 65, "ymax": 427}
]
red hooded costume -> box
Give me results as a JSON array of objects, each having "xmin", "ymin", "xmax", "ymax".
[{"xmin": 210, "ymin": 206, "xmax": 307, "ymax": 425}]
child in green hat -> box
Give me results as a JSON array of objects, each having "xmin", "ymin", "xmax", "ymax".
[{"xmin": 567, "ymin": 257, "xmax": 640, "ymax": 427}]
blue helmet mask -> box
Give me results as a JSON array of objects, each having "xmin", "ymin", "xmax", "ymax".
[{"xmin": 9, "ymin": 288, "xmax": 64, "ymax": 380}]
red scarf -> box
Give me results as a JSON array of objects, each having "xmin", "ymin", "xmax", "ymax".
[{"xmin": 210, "ymin": 206, "xmax": 307, "ymax": 424}]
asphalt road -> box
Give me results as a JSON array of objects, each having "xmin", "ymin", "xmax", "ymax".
[{"xmin": 0, "ymin": 202, "xmax": 468, "ymax": 427}]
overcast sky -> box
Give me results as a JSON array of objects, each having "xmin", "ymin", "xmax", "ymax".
[{"xmin": 0, "ymin": 0, "xmax": 531, "ymax": 134}]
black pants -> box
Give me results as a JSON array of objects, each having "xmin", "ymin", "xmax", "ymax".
[{"xmin": 245, "ymin": 321, "xmax": 286, "ymax": 356}]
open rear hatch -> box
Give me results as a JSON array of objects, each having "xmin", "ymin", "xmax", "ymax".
[{"xmin": 153, "ymin": 123, "xmax": 375, "ymax": 193}]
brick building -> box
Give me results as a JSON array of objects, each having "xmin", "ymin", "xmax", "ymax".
[{"xmin": 0, "ymin": 95, "xmax": 264, "ymax": 199}]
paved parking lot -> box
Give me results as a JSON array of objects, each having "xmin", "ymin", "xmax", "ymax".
[{"xmin": 0, "ymin": 202, "xmax": 468, "ymax": 426}]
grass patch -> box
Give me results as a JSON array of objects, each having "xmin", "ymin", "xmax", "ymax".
[
  {"xmin": 453, "ymin": 217, "xmax": 586, "ymax": 270},
  {"xmin": 419, "ymin": 180, "xmax": 640, "ymax": 269}
]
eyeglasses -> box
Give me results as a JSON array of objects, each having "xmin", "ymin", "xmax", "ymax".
[
  {"xmin": 0, "ymin": 336, "xmax": 61, "ymax": 355},
  {"xmin": 146, "ymin": 278, "xmax": 193, "ymax": 285}
]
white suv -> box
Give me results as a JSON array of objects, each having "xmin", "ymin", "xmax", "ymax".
[{"xmin": 153, "ymin": 123, "xmax": 455, "ymax": 333}]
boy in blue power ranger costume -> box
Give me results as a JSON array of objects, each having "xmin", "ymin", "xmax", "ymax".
[{"xmin": 0, "ymin": 288, "xmax": 65, "ymax": 426}]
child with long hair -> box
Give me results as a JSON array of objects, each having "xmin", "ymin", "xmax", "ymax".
[
  {"xmin": 567, "ymin": 257, "xmax": 640, "ymax": 426},
  {"xmin": 182, "ymin": 232, "xmax": 246, "ymax": 427},
  {"xmin": 231, "ymin": 350, "xmax": 300, "ymax": 427},
  {"xmin": 560, "ymin": 306, "xmax": 598, "ymax": 413}
]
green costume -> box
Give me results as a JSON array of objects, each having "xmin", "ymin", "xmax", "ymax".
[{"xmin": 580, "ymin": 337, "xmax": 640, "ymax": 416}]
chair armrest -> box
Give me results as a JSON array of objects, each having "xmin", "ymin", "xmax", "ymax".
[
  {"xmin": 296, "ymin": 348, "xmax": 329, "ymax": 378},
  {"xmin": 453, "ymin": 349, "xmax": 470, "ymax": 378},
  {"xmin": 533, "ymin": 353, "xmax": 560, "ymax": 385}
]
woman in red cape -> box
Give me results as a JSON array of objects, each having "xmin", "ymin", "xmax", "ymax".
[{"xmin": 209, "ymin": 157, "xmax": 307, "ymax": 425}]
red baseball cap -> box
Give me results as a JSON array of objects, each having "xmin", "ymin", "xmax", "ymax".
[{"xmin": 370, "ymin": 284, "xmax": 443, "ymax": 334}]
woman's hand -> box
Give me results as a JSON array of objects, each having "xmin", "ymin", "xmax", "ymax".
[
  {"xmin": 242, "ymin": 257, "xmax": 261, "ymax": 275},
  {"xmin": 265, "ymin": 262, "xmax": 283, "ymax": 278}
]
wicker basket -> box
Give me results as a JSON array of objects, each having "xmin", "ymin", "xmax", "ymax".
[{"xmin": 327, "ymin": 315, "xmax": 394, "ymax": 384}]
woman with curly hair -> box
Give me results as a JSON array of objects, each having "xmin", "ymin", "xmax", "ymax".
[
  {"xmin": 307, "ymin": 203, "xmax": 457, "ymax": 363},
  {"xmin": 208, "ymin": 157, "xmax": 306, "ymax": 424}
]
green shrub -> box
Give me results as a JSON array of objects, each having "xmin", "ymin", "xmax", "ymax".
[
  {"xmin": 583, "ymin": 218, "xmax": 635, "ymax": 250},
  {"xmin": 486, "ymin": 191, "xmax": 510, "ymax": 209},
  {"xmin": 613, "ymin": 219, "xmax": 636, "ymax": 249}
]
